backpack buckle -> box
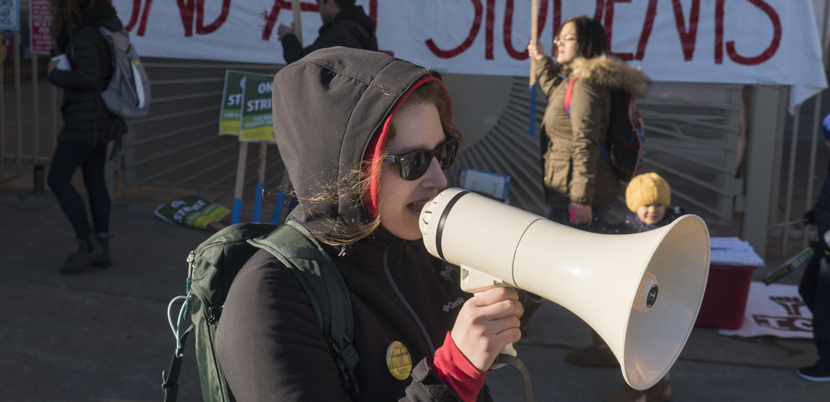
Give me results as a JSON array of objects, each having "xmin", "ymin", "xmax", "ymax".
[{"xmin": 329, "ymin": 335, "xmax": 360, "ymax": 392}]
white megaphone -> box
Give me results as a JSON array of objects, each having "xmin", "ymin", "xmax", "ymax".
[{"xmin": 419, "ymin": 188, "xmax": 710, "ymax": 390}]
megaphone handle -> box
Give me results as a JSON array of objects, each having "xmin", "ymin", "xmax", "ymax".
[{"xmin": 474, "ymin": 290, "xmax": 519, "ymax": 370}]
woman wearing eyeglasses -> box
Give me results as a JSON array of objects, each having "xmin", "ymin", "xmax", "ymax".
[
  {"xmin": 527, "ymin": 16, "xmax": 657, "ymax": 402},
  {"xmin": 214, "ymin": 48, "xmax": 522, "ymax": 402}
]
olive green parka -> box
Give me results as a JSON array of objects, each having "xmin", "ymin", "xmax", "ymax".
[{"xmin": 534, "ymin": 54, "xmax": 647, "ymax": 209}]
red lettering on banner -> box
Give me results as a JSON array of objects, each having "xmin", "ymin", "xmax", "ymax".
[
  {"xmin": 196, "ymin": 0, "xmax": 231, "ymax": 35},
  {"xmin": 485, "ymin": 0, "xmax": 496, "ymax": 59},
  {"xmin": 177, "ymin": 0, "xmax": 195, "ymax": 37},
  {"xmin": 594, "ymin": 0, "xmax": 604, "ymax": 21},
  {"xmin": 138, "ymin": 0, "xmax": 154, "ymax": 36},
  {"xmin": 635, "ymin": 0, "xmax": 658, "ymax": 60},
  {"xmin": 671, "ymin": 0, "xmax": 700, "ymax": 61},
  {"xmin": 715, "ymin": 0, "xmax": 724, "ymax": 63},
  {"xmin": 503, "ymin": 0, "xmax": 548, "ymax": 60},
  {"xmin": 124, "ymin": 0, "xmax": 153, "ymax": 37},
  {"xmin": 261, "ymin": 1, "xmax": 318, "ymax": 41},
  {"xmin": 726, "ymin": 0, "xmax": 781, "ymax": 65},
  {"xmin": 369, "ymin": 0, "xmax": 377, "ymax": 23},
  {"xmin": 425, "ymin": 0, "xmax": 483, "ymax": 59},
  {"xmin": 602, "ymin": 0, "xmax": 633, "ymax": 61},
  {"xmin": 125, "ymin": 0, "xmax": 142, "ymax": 31},
  {"xmin": 178, "ymin": 0, "xmax": 230, "ymax": 37},
  {"xmin": 753, "ymin": 315, "xmax": 813, "ymax": 332}
]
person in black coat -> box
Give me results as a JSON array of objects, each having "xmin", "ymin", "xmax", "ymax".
[
  {"xmin": 47, "ymin": 0, "xmax": 124, "ymax": 274},
  {"xmin": 215, "ymin": 48, "xmax": 523, "ymax": 401},
  {"xmin": 276, "ymin": 0, "xmax": 378, "ymax": 64},
  {"xmin": 797, "ymin": 115, "xmax": 830, "ymax": 382}
]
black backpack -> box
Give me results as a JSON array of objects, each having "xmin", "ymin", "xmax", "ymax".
[
  {"xmin": 161, "ymin": 220, "xmax": 360, "ymax": 402},
  {"xmin": 564, "ymin": 77, "xmax": 645, "ymax": 182}
]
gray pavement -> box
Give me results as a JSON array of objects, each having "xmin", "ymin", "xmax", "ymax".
[{"xmin": 1, "ymin": 187, "xmax": 829, "ymax": 401}]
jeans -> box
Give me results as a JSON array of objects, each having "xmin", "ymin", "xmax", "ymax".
[
  {"xmin": 547, "ymin": 202, "xmax": 612, "ymax": 233},
  {"xmin": 47, "ymin": 143, "xmax": 110, "ymax": 240}
]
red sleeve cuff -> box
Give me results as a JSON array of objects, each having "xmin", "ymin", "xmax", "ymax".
[{"xmin": 432, "ymin": 332, "xmax": 488, "ymax": 402}]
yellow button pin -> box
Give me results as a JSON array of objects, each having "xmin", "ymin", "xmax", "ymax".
[{"xmin": 386, "ymin": 341, "xmax": 412, "ymax": 381}]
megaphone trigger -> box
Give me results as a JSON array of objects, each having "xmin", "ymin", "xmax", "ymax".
[{"xmin": 469, "ymin": 280, "xmax": 520, "ymax": 370}]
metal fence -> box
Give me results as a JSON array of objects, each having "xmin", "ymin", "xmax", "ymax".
[{"xmin": 120, "ymin": 58, "xmax": 284, "ymax": 205}]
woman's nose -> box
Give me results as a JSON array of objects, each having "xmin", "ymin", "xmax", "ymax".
[{"xmin": 420, "ymin": 156, "xmax": 448, "ymax": 189}]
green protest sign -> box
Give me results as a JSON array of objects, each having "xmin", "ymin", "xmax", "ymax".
[
  {"xmin": 154, "ymin": 194, "xmax": 230, "ymax": 230},
  {"xmin": 219, "ymin": 70, "xmax": 273, "ymax": 137},
  {"xmin": 239, "ymin": 74, "xmax": 276, "ymax": 143}
]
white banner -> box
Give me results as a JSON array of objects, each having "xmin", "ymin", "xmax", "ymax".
[
  {"xmin": 114, "ymin": 0, "xmax": 827, "ymax": 106},
  {"xmin": 719, "ymin": 282, "xmax": 813, "ymax": 339}
]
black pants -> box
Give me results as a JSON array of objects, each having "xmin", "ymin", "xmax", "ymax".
[
  {"xmin": 47, "ymin": 142, "xmax": 110, "ymax": 240},
  {"xmin": 800, "ymin": 250, "xmax": 830, "ymax": 371}
]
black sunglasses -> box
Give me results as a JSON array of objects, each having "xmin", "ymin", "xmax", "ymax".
[{"xmin": 384, "ymin": 137, "xmax": 459, "ymax": 181}]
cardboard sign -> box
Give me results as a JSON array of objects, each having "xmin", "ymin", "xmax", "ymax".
[
  {"xmin": 154, "ymin": 194, "xmax": 230, "ymax": 230},
  {"xmin": 219, "ymin": 70, "xmax": 273, "ymax": 138},
  {"xmin": 238, "ymin": 74, "xmax": 275, "ymax": 143}
]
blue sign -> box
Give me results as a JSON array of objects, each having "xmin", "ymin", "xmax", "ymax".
[{"xmin": 0, "ymin": 0, "xmax": 20, "ymax": 30}]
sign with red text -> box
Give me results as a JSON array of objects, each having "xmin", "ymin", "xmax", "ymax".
[
  {"xmin": 719, "ymin": 282, "xmax": 813, "ymax": 339},
  {"xmin": 113, "ymin": 0, "xmax": 827, "ymax": 106},
  {"xmin": 29, "ymin": 0, "xmax": 53, "ymax": 54}
]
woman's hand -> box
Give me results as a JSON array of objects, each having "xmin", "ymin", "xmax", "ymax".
[
  {"xmin": 527, "ymin": 41, "xmax": 546, "ymax": 61},
  {"xmin": 569, "ymin": 202, "xmax": 592, "ymax": 226},
  {"xmin": 47, "ymin": 59, "xmax": 59, "ymax": 75},
  {"xmin": 451, "ymin": 287, "xmax": 523, "ymax": 371}
]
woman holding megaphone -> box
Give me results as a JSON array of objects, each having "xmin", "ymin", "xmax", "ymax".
[{"xmin": 214, "ymin": 48, "xmax": 523, "ymax": 401}]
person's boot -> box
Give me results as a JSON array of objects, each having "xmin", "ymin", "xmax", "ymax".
[
  {"xmin": 606, "ymin": 377, "xmax": 672, "ymax": 402},
  {"xmin": 60, "ymin": 236, "xmax": 104, "ymax": 274},
  {"xmin": 565, "ymin": 329, "xmax": 618, "ymax": 367},
  {"xmin": 91, "ymin": 233, "xmax": 112, "ymax": 268},
  {"xmin": 519, "ymin": 292, "xmax": 544, "ymax": 336}
]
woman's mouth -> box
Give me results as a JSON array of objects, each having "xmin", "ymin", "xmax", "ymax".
[{"xmin": 407, "ymin": 201, "xmax": 427, "ymax": 213}]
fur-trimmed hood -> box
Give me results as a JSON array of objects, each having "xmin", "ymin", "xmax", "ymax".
[{"xmin": 569, "ymin": 54, "xmax": 648, "ymax": 97}]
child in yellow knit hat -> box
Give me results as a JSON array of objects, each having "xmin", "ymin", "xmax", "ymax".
[
  {"xmin": 575, "ymin": 172, "xmax": 684, "ymax": 402},
  {"xmin": 602, "ymin": 172, "xmax": 685, "ymax": 234}
]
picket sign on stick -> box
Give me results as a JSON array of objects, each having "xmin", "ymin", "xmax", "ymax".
[
  {"xmin": 231, "ymin": 142, "xmax": 248, "ymax": 224},
  {"xmin": 270, "ymin": 0, "xmax": 304, "ymax": 224},
  {"xmin": 528, "ymin": 0, "xmax": 538, "ymax": 137}
]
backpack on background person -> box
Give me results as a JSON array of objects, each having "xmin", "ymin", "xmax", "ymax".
[
  {"xmin": 97, "ymin": 27, "xmax": 150, "ymax": 119},
  {"xmin": 161, "ymin": 220, "xmax": 360, "ymax": 402},
  {"xmin": 564, "ymin": 77, "xmax": 645, "ymax": 182}
]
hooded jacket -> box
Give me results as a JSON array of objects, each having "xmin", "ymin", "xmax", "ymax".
[
  {"xmin": 48, "ymin": 0, "xmax": 123, "ymax": 146},
  {"xmin": 214, "ymin": 48, "xmax": 490, "ymax": 402},
  {"xmin": 534, "ymin": 54, "xmax": 647, "ymax": 209},
  {"xmin": 281, "ymin": 5, "xmax": 378, "ymax": 64}
]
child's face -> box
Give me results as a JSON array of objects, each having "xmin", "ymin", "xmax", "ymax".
[{"xmin": 636, "ymin": 204, "xmax": 666, "ymax": 225}]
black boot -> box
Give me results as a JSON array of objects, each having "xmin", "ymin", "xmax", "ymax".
[
  {"xmin": 60, "ymin": 236, "xmax": 104, "ymax": 274},
  {"xmin": 92, "ymin": 234, "xmax": 112, "ymax": 268}
]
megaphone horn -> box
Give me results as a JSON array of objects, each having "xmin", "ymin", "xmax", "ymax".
[{"xmin": 419, "ymin": 188, "xmax": 710, "ymax": 390}]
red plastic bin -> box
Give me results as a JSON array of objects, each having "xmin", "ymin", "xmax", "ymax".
[{"xmin": 694, "ymin": 264, "xmax": 757, "ymax": 330}]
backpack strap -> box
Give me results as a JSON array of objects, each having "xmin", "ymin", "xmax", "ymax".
[
  {"xmin": 563, "ymin": 76, "xmax": 612, "ymax": 164},
  {"xmin": 248, "ymin": 220, "xmax": 360, "ymax": 392},
  {"xmin": 563, "ymin": 76, "xmax": 577, "ymax": 115},
  {"xmin": 161, "ymin": 324, "xmax": 193, "ymax": 402}
]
